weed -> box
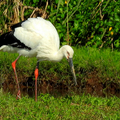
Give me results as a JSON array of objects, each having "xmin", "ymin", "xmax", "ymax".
[{"xmin": 0, "ymin": 92, "xmax": 120, "ymax": 119}]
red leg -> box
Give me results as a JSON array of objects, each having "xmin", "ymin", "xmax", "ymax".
[
  {"xmin": 34, "ymin": 61, "xmax": 39, "ymax": 101},
  {"xmin": 12, "ymin": 55, "xmax": 21, "ymax": 100}
]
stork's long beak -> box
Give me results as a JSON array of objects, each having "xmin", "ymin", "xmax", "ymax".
[{"xmin": 68, "ymin": 58, "xmax": 77, "ymax": 85}]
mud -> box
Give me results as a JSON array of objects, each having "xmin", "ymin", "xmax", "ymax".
[{"xmin": 1, "ymin": 71, "xmax": 120, "ymax": 98}]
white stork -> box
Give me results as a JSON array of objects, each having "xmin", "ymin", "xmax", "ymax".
[{"xmin": 0, "ymin": 17, "xmax": 77, "ymax": 101}]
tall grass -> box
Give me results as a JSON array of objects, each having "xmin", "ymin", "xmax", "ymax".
[
  {"xmin": 74, "ymin": 47, "xmax": 120, "ymax": 82},
  {"xmin": 1, "ymin": 47, "xmax": 120, "ymax": 84}
]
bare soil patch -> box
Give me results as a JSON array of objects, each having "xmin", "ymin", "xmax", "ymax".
[{"xmin": 2, "ymin": 71, "xmax": 120, "ymax": 98}]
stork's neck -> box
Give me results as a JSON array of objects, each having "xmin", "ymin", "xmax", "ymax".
[{"xmin": 51, "ymin": 46, "xmax": 65, "ymax": 62}]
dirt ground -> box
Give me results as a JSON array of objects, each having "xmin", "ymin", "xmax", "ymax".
[{"xmin": 2, "ymin": 71, "xmax": 120, "ymax": 98}]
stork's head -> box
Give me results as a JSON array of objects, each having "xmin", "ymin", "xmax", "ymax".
[
  {"xmin": 62, "ymin": 45, "xmax": 77, "ymax": 86},
  {"xmin": 62, "ymin": 45, "xmax": 74, "ymax": 59}
]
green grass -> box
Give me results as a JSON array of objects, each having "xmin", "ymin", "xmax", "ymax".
[
  {"xmin": 0, "ymin": 47, "xmax": 120, "ymax": 89},
  {"xmin": 0, "ymin": 47, "xmax": 120, "ymax": 119},
  {"xmin": 1, "ymin": 47, "xmax": 120, "ymax": 82},
  {"xmin": 0, "ymin": 89, "xmax": 120, "ymax": 120},
  {"xmin": 73, "ymin": 47, "xmax": 120, "ymax": 82}
]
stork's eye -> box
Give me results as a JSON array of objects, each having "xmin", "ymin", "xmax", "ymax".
[
  {"xmin": 67, "ymin": 51, "xmax": 70, "ymax": 59},
  {"xmin": 67, "ymin": 51, "xmax": 70, "ymax": 56}
]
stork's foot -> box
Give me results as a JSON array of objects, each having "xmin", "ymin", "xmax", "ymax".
[{"xmin": 16, "ymin": 90, "xmax": 21, "ymax": 100}]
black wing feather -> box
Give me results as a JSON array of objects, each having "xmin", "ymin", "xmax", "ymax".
[
  {"xmin": 0, "ymin": 30, "xmax": 31, "ymax": 50},
  {"xmin": 0, "ymin": 20, "xmax": 31, "ymax": 50}
]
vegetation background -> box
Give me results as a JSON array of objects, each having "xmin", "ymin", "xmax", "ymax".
[
  {"xmin": 0, "ymin": 0, "xmax": 120, "ymax": 119},
  {"xmin": 0, "ymin": 0, "xmax": 120, "ymax": 50},
  {"xmin": 0, "ymin": 0, "xmax": 120, "ymax": 93},
  {"xmin": 0, "ymin": 0, "xmax": 119, "ymax": 84}
]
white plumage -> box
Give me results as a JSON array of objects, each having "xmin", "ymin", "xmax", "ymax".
[{"xmin": 0, "ymin": 17, "xmax": 77, "ymax": 101}]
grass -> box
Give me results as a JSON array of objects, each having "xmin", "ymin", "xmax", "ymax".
[
  {"xmin": 0, "ymin": 47, "xmax": 120, "ymax": 91},
  {"xmin": 0, "ymin": 89, "xmax": 120, "ymax": 120},
  {"xmin": 0, "ymin": 47, "xmax": 120, "ymax": 119},
  {"xmin": 73, "ymin": 47, "xmax": 120, "ymax": 83},
  {"xmin": 1, "ymin": 47, "xmax": 120, "ymax": 82}
]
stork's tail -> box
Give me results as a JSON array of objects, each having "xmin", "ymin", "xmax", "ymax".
[{"xmin": 0, "ymin": 32, "xmax": 13, "ymax": 52}]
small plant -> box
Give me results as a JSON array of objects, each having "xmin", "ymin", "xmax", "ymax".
[{"xmin": 0, "ymin": 92, "xmax": 120, "ymax": 119}]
